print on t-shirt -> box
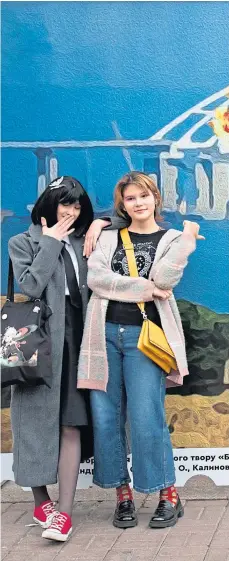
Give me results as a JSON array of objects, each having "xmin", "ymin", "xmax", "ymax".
[
  {"xmin": 107, "ymin": 230, "xmax": 166, "ymax": 326},
  {"xmin": 112, "ymin": 237, "xmax": 162, "ymax": 279}
]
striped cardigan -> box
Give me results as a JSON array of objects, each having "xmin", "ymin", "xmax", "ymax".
[{"xmin": 77, "ymin": 228, "xmax": 196, "ymax": 391}]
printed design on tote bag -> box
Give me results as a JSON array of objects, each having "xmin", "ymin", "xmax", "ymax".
[{"xmin": 0, "ymin": 324, "xmax": 38, "ymax": 367}]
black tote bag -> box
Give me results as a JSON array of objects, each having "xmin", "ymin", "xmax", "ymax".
[{"xmin": 1, "ymin": 259, "xmax": 53, "ymax": 388}]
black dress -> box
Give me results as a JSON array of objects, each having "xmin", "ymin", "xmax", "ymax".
[{"xmin": 60, "ymin": 296, "xmax": 93, "ymax": 461}]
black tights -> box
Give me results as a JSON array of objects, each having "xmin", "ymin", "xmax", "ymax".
[{"xmin": 32, "ymin": 426, "xmax": 81, "ymax": 516}]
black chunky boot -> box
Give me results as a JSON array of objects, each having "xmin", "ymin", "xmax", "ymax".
[
  {"xmin": 113, "ymin": 500, "xmax": 138, "ymax": 529},
  {"xmin": 149, "ymin": 496, "xmax": 184, "ymax": 529}
]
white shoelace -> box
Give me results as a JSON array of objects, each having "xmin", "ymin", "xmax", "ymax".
[
  {"xmin": 42, "ymin": 502, "xmax": 55, "ymax": 516},
  {"xmin": 50, "ymin": 513, "xmax": 68, "ymax": 531}
]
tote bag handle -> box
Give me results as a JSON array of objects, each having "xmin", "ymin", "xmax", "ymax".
[{"xmin": 7, "ymin": 259, "xmax": 15, "ymax": 302}]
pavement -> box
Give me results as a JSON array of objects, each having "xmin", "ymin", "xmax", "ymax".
[{"xmin": 1, "ymin": 481, "xmax": 229, "ymax": 561}]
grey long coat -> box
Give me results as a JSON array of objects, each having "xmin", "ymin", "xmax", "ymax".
[{"xmin": 8, "ymin": 219, "xmax": 124, "ymax": 487}]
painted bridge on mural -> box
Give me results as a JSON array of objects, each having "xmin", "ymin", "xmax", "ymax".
[{"xmin": 1, "ymin": 87, "xmax": 229, "ymax": 222}]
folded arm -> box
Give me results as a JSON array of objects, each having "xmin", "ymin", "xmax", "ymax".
[{"xmin": 87, "ymin": 238, "xmax": 156, "ymax": 303}]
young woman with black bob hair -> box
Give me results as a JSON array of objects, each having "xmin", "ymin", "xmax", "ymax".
[
  {"xmin": 31, "ymin": 175, "xmax": 94, "ymax": 233},
  {"xmin": 8, "ymin": 175, "xmax": 124, "ymax": 542}
]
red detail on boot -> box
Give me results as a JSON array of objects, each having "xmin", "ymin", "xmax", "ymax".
[
  {"xmin": 116, "ymin": 484, "xmax": 133, "ymax": 504},
  {"xmin": 160, "ymin": 486, "xmax": 178, "ymax": 506}
]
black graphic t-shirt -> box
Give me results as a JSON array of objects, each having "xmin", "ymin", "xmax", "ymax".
[{"xmin": 106, "ymin": 229, "xmax": 166, "ymax": 326}]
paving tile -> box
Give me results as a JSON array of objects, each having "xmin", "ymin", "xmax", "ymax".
[
  {"xmin": 7, "ymin": 541, "xmax": 63, "ymax": 555},
  {"xmin": 104, "ymin": 553, "xmax": 133, "ymax": 561},
  {"xmin": 199, "ymin": 506, "xmax": 227, "ymax": 522},
  {"xmin": 210, "ymin": 532, "xmax": 229, "ymax": 547},
  {"xmin": 1, "ymin": 528, "xmax": 32, "ymax": 552},
  {"xmin": 169, "ymin": 519, "xmax": 219, "ymax": 531},
  {"xmin": 220, "ymin": 520, "xmax": 229, "ymax": 531},
  {"xmin": 186, "ymin": 531, "xmax": 218, "ymax": 546},
  {"xmin": 3, "ymin": 550, "xmax": 60, "ymax": 561},
  {"xmin": 55, "ymin": 543, "xmax": 101, "ymax": 558},
  {"xmin": 115, "ymin": 524, "xmax": 167, "ymax": 537},
  {"xmin": 161, "ymin": 527, "xmax": 216, "ymax": 548},
  {"xmin": 204, "ymin": 549, "xmax": 229, "ymax": 561},
  {"xmin": 10, "ymin": 533, "xmax": 59, "ymax": 549},
  {"xmin": 218, "ymin": 506, "xmax": 229, "ymax": 521},
  {"xmin": 1, "ymin": 550, "xmax": 10, "ymax": 561},
  {"xmin": 1, "ymin": 503, "xmax": 11, "ymax": 514},
  {"xmin": 106, "ymin": 549, "xmax": 159, "ymax": 561},
  {"xmin": 105, "ymin": 552, "xmax": 155, "ymax": 561},
  {"xmin": 82, "ymin": 520, "xmax": 122, "ymax": 532},
  {"xmin": 65, "ymin": 533, "xmax": 95, "ymax": 547},
  {"xmin": 86, "ymin": 535, "xmax": 120, "ymax": 550},
  {"xmin": 116, "ymin": 533, "xmax": 166, "ymax": 549},
  {"xmin": 138, "ymin": 528, "xmax": 170, "ymax": 538},
  {"xmin": 127, "ymin": 554, "xmax": 156, "ymax": 561},
  {"xmin": 161, "ymin": 533, "xmax": 189, "ymax": 546},
  {"xmin": 184, "ymin": 500, "xmax": 228, "ymax": 507},
  {"xmin": 2, "ymin": 498, "xmax": 229, "ymax": 561},
  {"xmin": 154, "ymin": 546, "xmax": 208, "ymax": 561},
  {"xmin": 1, "ymin": 503, "xmax": 29, "ymax": 525},
  {"xmin": 55, "ymin": 547, "xmax": 110, "ymax": 561},
  {"xmin": 176, "ymin": 507, "xmax": 205, "ymax": 520}
]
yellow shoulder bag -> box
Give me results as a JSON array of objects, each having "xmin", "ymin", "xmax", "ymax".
[{"xmin": 120, "ymin": 228, "xmax": 177, "ymax": 374}]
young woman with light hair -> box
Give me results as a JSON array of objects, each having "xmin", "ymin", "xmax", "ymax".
[{"xmin": 78, "ymin": 171, "xmax": 204, "ymax": 529}]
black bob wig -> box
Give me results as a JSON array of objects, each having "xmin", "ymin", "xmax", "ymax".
[{"xmin": 31, "ymin": 176, "xmax": 94, "ymax": 237}]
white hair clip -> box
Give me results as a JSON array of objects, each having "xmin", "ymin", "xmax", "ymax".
[{"xmin": 49, "ymin": 176, "xmax": 64, "ymax": 190}]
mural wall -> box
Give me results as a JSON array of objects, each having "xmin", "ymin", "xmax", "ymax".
[{"xmin": 1, "ymin": 1, "xmax": 229, "ymax": 483}]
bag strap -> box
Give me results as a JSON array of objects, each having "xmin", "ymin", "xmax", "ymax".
[
  {"xmin": 7, "ymin": 258, "xmax": 15, "ymax": 302},
  {"xmin": 120, "ymin": 228, "xmax": 146, "ymax": 317}
]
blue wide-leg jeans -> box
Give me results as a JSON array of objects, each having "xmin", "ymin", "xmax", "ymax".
[{"xmin": 90, "ymin": 322, "xmax": 176, "ymax": 493}]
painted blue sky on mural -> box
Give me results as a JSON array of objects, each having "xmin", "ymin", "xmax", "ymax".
[
  {"xmin": 2, "ymin": 2, "xmax": 229, "ymax": 141},
  {"xmin": 1, "ymin": 1, "xmax": 229, "ymax": 312}
]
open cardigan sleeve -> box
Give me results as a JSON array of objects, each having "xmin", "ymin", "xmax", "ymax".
[
  {"xmin": 151, "ymin": 232, "xmax": 196, "ymax": 290},
  {"xmin": 87, "ymin": 238, "xmax": 156, "ymax": 303},
  {"xmin": 8, "ymin": 233, "xmax": 63, "ymax": 299}
]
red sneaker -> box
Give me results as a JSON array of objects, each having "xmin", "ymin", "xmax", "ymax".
[
  {"xmin": 33, "ymin": 500, "xmax": 57, "ymax": 529},
  {"xmin": 42, "ymin": 512, "xmax": 72, "ymax": 542}
]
